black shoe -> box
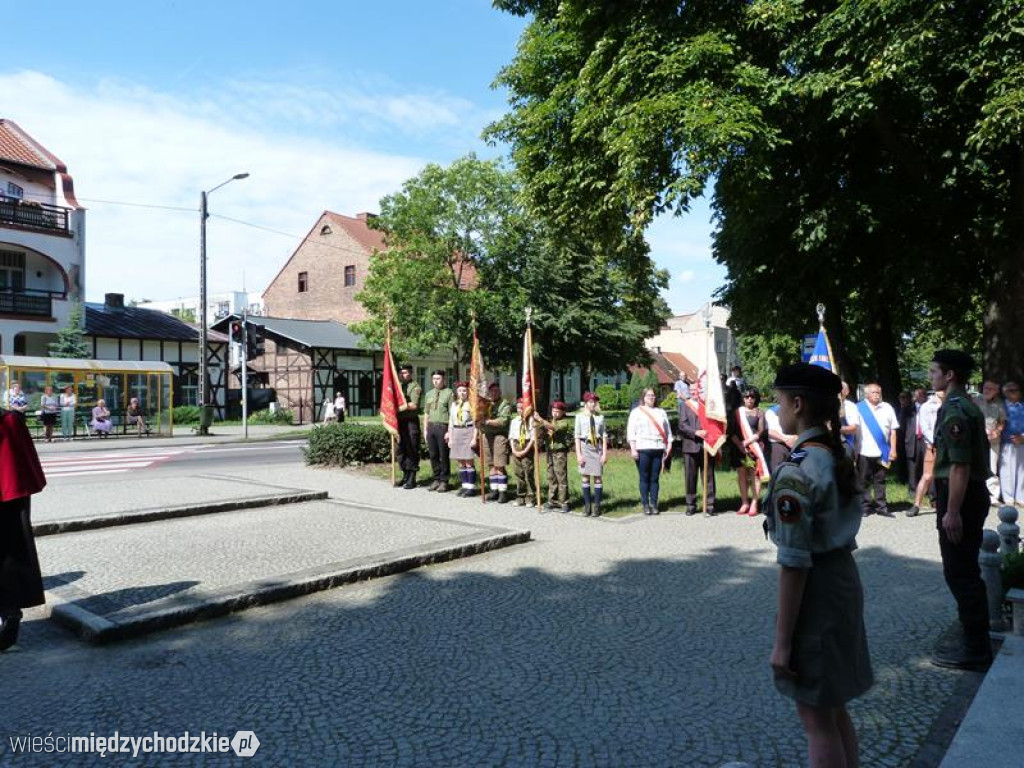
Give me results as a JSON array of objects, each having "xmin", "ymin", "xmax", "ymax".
[
  {"xmin": 651, "ymin": 504, "xmax": 660, "ymax": 515},
  {"xmin": 705, "ymin": 510, "xmax": 716, "ymax": 517},
  {"xmin": 543, "ymin": 501, "xmax": 555, "ymax": 511},
  {"xmin": 497, "ymin": 491, "xmax": 509, "ymax": 504},
  {"xmin": 436, "ymin": 482, "xmax": 450, "ymax": 493},
  {"xmin": 0, "ymin": 610, "xmax": 23, "ymax": 652},
  {"xmin": 878, "ymin": 508, "xmax": 894, "ymax": 518},
  {"xmin": 863, "ymin": 509, "xmax": 874, "ymax": 517},
  {"xmin": 642, "ymin": 504, "xmax": 651, "ymax": 516},
  {"xmin": 930, "ymin": 645, "xmax": 993, "ymax": 671},
  {"xmin": 560, "ymin": 503, "xmax": 570, "ymax": 514},
  {"xmin": 395, "ymin": 471, "xmax": 409, "ymax": 488},
  {"xmin": 592, "ymin": 502, "xmax": 601, "ymax": 518},
  {"xmin": 583, "ymin": 501, "xmax": 592, "ymax": 517},
  {"xmin": 906, "ymin": 505, "xmax": 919, "ymax": 518},
  {"xmin": 685, "ymin": 508, "xmax": 698, "ymax": 516},
  {"xmin": 403, "ymin": 473, "xmax": 418, "ymax": 490},
  {"xmin": 427, "ymin": 480, "xmax": 439, "ymax": 492},
  {"xmin": 485, "ymin": 490, "xmax": 499, "ymax": 502}
]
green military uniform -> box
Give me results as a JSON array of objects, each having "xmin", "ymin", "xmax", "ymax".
[
  {"xmin": 933, "ymin": 384, "xmax": 991, "ymax": 661},
  {"xmin": 396, "ymin": 377, "xmax": 423, "ymax": 482},
  {"xmin": 508, "ymin": 413, "xmax": 535, "ymax": 504},
  {"xmin": 480, "ymin": 399, "xmax": 512, "ymax": 468},
  {"xmin": 545, "ymin": 417, "xmax": 573, "ymax": 509},
  {"xmin": 423, "ymin": 385, "xmax": 454, "ymax": 490}
]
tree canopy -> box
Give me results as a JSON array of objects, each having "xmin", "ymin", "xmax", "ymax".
[
  {"xmin": 48, "ymin": 302, "xmax": 90, "ymax": 359},
  {"xmin": 490, "ymin": 0, "xmax": 1024, "ymax": 391}
]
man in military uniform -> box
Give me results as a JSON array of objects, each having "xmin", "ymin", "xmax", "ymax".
[
  {"xmin": 537, "ymin": 401, "xmax": 572, "ymax": 513},
  {"xmin": 422, "ymin": 369, "xmax": 453, "ymax": 492},
  {"xmin": 396, "ymin": 364, "xmax": 423, "ymax": 490},
  {"xmin": 480, "ymin": 381, "xmax": 512, "ymax": 503},
  {"xmin": 929, "ymin": 349, "xmax": 993, "ymax": 670}
]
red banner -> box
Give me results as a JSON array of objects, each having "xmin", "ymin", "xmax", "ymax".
[
  {"xmin": 521, "ymin": 327, "xmax": 534, "ymax": 420},
  {"xmin": 378, "ymin": 337, "xmax": 406, "ymax": 436},
  {"xmin": 469, "ymin": 329, "xmax": 488, "ymax": 422}
]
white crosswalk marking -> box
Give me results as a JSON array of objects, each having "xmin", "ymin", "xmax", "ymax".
[{"xmin": 40, "ymin": 450, "xmax": 187, "ymax": 478}]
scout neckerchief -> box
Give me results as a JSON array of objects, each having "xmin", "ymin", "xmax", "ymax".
[
  {"xmin": 856, "ymin": 400, "xmax": 891, "ymax": 465},
  {"xmin": 737, "ymin": 407, "xmax": 770, "ymax": 481},
  {"xmin": 588, "ymin": 413, "xmax": 598, "ymax": 446},
  {"xmin": 638, "ymin": 406, "xmax": 668, "ymax": 444},
  {"xmin": 517, "ymin": 416, "xmax": 529, "ymax": 448},
  {"xmin": 456, "ymin": 399, "xmax": 471, "ymax": 425}
]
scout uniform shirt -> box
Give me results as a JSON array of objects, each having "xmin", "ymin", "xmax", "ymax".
[
  {"xmin": 767, "ymin": 427, "xmax": 863, "ymax": 569},
  {"xmin": 546, "ymin": 417, "xmax": 574, "ymax": 453},
  {"xmin": 933, "ymin": 387, "xmax": 990, "ymax": 480},
  {"xmin": 509, "ymin": 414, "xmax": 535, "ymax": 451},
  {"xmin": 423, "ymin": 386, "xmax": 454, "ymax": 426},
  {"xmin": 481, "ymin": 399, "xmax": 512, "ymax": 434},
  {"xmin": 400, "ymin": 379, "xmax": 423, "ymax": 419},
  {"xmin": 574, "ymin": 411, "xmax": 606, "ymax": 447}
]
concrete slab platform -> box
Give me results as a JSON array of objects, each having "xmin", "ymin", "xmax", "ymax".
[
  {"xmin": 32, "ymin": 474, "xmax": 328, "ymax": 532},
  {"xmin": 38, "ymin": 499, "xmax": 530, "ymax": 643}
]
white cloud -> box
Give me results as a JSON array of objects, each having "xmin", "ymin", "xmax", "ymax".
[{"xmin": 0, "ymin": 69, "xmax": 490, "ymax": 302}]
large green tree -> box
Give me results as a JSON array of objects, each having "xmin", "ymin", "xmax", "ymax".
[
  {"xmin": 48, "ymin": 302, "xmax": 90, "ymax": 359},
  {"xmin": 490, "ymin": 0, "xmax": 1024, "ymax": 391},
  {"xmin": 353, "ymin": 155, "xmax": 669, "ymax": 402}
]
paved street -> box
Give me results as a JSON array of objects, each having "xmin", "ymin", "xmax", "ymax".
[{"xmin": 1, "ymin": 444, "xmax": 980, "ymax": 767}]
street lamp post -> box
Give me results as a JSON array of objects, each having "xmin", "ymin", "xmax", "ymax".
[{"xmin": 198, "ymin": 172, "xmax": 249, "ymax": 434}]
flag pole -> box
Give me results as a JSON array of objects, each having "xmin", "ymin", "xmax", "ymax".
[
  {"xmin": 472, "ymin": 315, "xmax": 486, "ymax": 503},
  {"xmin": 387, "ymin": 320, "xmax": 397, "ymax": 488},
  {"xmin": 527, "ymin": 307, "xmax": 542, "ymax": 512}
]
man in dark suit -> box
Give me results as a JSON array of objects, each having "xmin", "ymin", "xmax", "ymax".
[
  {"xmin": 678, "ymin": 397, "xmax": 716, "ymax": 516},
  {"xmin": 903, "ymin": 387, "xmax": 927, "ymax": 494}
]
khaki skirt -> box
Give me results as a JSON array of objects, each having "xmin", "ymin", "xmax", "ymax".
[
  {"xmin": 449, "ymin": 426, "xmax": 476, "ymax": 461},
  {"xmin": 774, "ymin": 548, "xmax": 873, "ymax": 707},
  {"xmin": 579, "ymin": 440, "xmax": 604, "ymax": 477}
]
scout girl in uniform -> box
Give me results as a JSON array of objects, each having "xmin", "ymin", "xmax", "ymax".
[
  {"xmin": 767, "ymin": 363, "xmax": 872, "ymax": 768},
  {"xmin": 574, "ymin": 392, "xmax": 608, "ymax": 517},
  {"xmin": 447, "ymin": 381, "xmax": 479, "ymax": 497}
]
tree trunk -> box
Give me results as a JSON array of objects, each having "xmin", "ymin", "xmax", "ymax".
[
  {"xmin": 865, "ymin": 302, "xmax": 902, "ymax": 402},
  {"xmin": 985, "ymin": 152, "xmax": 1024, "ymax": 381}
]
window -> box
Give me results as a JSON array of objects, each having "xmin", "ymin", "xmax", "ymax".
[
  {"xmin": 0, "ymin": 250, "xmax": 25, "ymax": 291},
  {"xmin": 344, "ymin": 265, "xmax": 356, "ymax": 287},
  {"xmin": 320, "ymin": 224, "xmax": 332, "ymax": 236},
  {"xmin": 298, "ymin": 271, "xmax": 308, "ymax": 293},
  {"xmin": 5, "ymin": 182, "xmax": 23, "ymax": 200}
]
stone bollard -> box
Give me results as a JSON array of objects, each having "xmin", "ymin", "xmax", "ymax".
[
  {"xmin": 997, "ymin": 505, "xmax": 1020, "ymax": 556},
  {"xmin": 980, "ymin": 530, "xmax": 1007, "ymax": 631}
]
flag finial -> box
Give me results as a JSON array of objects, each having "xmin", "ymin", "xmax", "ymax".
[{"xmin": 816, "ymin": 303, "xmax": 826, "ymax": 327}]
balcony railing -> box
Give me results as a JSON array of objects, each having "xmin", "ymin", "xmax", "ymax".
[
  {"xmin": 0, "ymin": 198, "xmax": 71, "ymax": 234},
  {"xmin": 0, "ymin": 288, "xmax": 60, "ymax": 317}
]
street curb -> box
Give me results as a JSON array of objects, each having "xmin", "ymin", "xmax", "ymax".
[
  {"xmin": 46, "ymin": 527, "xmax": 531, "ymax": 644},
  {"xmin": 32, "ymin": 490, "xmax": 329, "ymax": 536}
]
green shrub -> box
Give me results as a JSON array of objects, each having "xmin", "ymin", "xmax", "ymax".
[
  {"xmin": 172, "ymin": 405, "xmax": 201, "ymax": 424},
  {"xmin": 305, "ymin": 422, "xmax": 393, "ymax": 466},
  {"xmin": 660, "ymin": 392, "xmax": 678, "ymax": 410},
  {"xmin": 595, "ymin": 384, "xmax": 620, "ymax": 409},
  {"xmin": 248, "ymin": 408, "xmax": 294, "ymax": 425},
  {"xmin": 1004, "ymin": 551, "xmax": 1024, "ymax": 597}
]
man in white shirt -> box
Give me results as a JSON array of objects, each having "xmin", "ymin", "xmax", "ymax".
[{"xmin": 848, "ymin": 382, "xmax": 899, "ymax": 517}]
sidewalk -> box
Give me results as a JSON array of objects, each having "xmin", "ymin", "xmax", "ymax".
[{"xmin": 32, "ymin": 422, "xmax": 315, "ymax": 453}]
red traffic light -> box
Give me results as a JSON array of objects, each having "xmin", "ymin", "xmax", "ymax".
[{"xmin": 230, "ymin": 321, "xmax": 244, "ymax": 345}]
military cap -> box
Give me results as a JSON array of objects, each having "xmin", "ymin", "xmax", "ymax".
[
  {"xmin": 551, "ymin": 400, "xmax": 567, "ymax": 411},
  {"xmin": 932, "ymin": 349, "xmax": 975, "ymax": 374},
  {"xmin": 773, "ymin": 363, "xmax": 842, "ymax": 395},
  {"xmin": 582, "ymin": 391, "xmax": 599, "ymax": 403},
  {"xmin": 398, "ymin": 364, "xmax": 413, "ymax": 372},
  {"xmin": 488, "ymin": 380, "xmax": 501, "ymax": 390},
  {"xmin": 454, "ymin": 380, "xmax": 469, "ymax": 389}
]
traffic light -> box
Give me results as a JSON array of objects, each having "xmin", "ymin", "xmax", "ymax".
[
  {"xmin": 246, "ymin": 324, "xmax": 264, "ymax": 360},
  {"xmin": 229, "ymin": 320, "xmax": 244, "ymax": 345}
]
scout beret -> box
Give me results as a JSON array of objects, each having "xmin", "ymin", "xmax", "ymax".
[
  {"xmin": 488, "ymin": 381, "xmax": 501, "ymax": 390},
  {"xmin": 773, "ymin": 363, "xmax": 842, "ymax": 395},
  {"xmin": 582, "ymin": 391, "xmax": 599, "ymax": 403},
  {"xmin": 454, "ymin": 380, "xmax": 469, "ymax": 389},
  {"xmin": 516, "ymin": 397, "xmax": 523, "ymax": 404},
  {"xmin": 551, "ymin": 400, "xmax": 566, "ymax": 410},
  {"xmin": 932, "ymin": 349, "xmax": 975, "ymax": 373}
]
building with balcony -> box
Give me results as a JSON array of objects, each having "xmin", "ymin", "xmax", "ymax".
[
  {"xmin": 136, "ymin": 290, "xmax": 265, "ymax": 325},
  {"xmin": 645, "ymin": 302, "xmax": 739, "ymax": 375},
  {"xmin": 0, "ymin": 118, "xmax": 85, "ymax": 355}
]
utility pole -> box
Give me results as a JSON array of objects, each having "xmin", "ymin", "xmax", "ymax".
[{"xmin": 242, "ymin": 308, "xmax": 249, "ymax": 440}]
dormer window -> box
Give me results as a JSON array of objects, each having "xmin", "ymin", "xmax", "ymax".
[{"xmin": 320, "ymin": 224, "xmax": 332, "ymax": 236}]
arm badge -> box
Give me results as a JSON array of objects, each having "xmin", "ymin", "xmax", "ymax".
[{"xmin": 776, "ymin": 493, "xmax": 803, "ymax": 524}]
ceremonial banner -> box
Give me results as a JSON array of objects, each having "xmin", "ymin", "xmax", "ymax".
[
  {"xmin": 809, "ymin": 326, "xmax": 837, "ymax": 372},
  {"xmin": 521, "ymin": 327, "xmax": 535, "ymax": 420},
  {"xmin": 469, "ymin": 328, "xmax": 488, "ymax": 421},
  {"xmin": 695, "ymin": 346, "xmax": 727, "ymax": 456},
  {"xmin": 378, "ymin": 335, "xmax": 406, "ymax": 437}
]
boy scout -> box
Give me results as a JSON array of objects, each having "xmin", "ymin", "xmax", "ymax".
[
  {"xmin": 508, "ymin": 398, "xmax": 536, "ymax": 506},
  {"xmin": 480, "ymin": 381, "xmax": 513, "ymax": 503},
  {"xmin": 929, "ymin": 349, "xmax": 993, "ymax": 670},
  {"xmin": 396, "ymin": 364, "xmax": 423, "ymax": 490},
  {"xmin": 536, "ymin": 401, "xmax": 572, "ymax": 513},
  {"xmin": 423, "ymin": 369, "xmax": 454, "ymax": 492}
]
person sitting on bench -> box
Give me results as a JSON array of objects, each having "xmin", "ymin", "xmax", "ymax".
[
  {"xmin": 90, "ymin": 400, "xmax": 113, "ymax": 437},
  {"xmin": 126, "ymin": 397, "xmax": 150, "ymax": 437}
]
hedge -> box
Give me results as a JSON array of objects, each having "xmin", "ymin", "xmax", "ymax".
[
  {"xmin": 248, "ymin": 407, "xmax": 295, "ymax": 425},
  {"xmin": 305, "ymin": 422, "xmax": 394, "ymax": 466}
]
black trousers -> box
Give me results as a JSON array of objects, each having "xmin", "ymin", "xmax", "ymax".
[
  {"xmin": 684, "ymin": 451, "xmax": 716, "ymax": 511},
  {"xmin": 425, "ymin": 422, "xmax": 450, "ymax": 482},
  {"xmin": 907, "ymin": 437, "xmax": 924, "ymax": 493},
  {"xmin": 396, "ymin": 417, "xmax": 421, "ymax": 473},
  {"xmin": 858, "ymin": 455, "xmax": 889, "ymax": 514},
  {"xmin": 936, "ymin": 478, "xmax": 990, "ymax": 648},
  {"xmin": 0, "ymin": 497, "xmax": 44, "ymax": 611}
]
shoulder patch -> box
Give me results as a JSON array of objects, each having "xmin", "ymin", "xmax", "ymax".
[
  {"xmin": 947, "ymin": 418, "xmax": 965, "ymax": 440},
  {"xmin": 776, "ymin": 493, "xmax": 803, "ymax": 524},
  {"xmin": 774, "ymin": 467, "xmax": 812, "ymax": 497}
]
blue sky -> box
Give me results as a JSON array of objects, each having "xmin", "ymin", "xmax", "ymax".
[{"xmin": 2, "ymin": 0, "xmax": 723, "ymax": 313}]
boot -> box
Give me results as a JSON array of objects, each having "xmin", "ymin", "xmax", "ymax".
[
  {"xmin": 498, "ymin": 491, "xmax": 509, "ymax": 504},
  {"xmin": 583, "ymin": 499, "xmax": 592, "ymax": 517},
  {"xmin": 427, "ymin": 479, "xmax": 439, "ymax": 492},
  {"xmin": 395, "ymin": 471, "xmax": 408, "ymax": 488},
  {"xmin": 436, "ymin": 481, "xmax": 450, "ymax": 493},
  {"xmin": 403, "ymin": 472, "xmax": 417, "ymax": 490},
  {"xmin": 0, "ymin": 610, "xmax": 23, "ymax": 652},
  {"xmin": 592, "ymin": 501, "xmax": 601, "ymax": 518},
  {"xmin": 560, "ymin": 502, "xmax": 570, "ymax": 514}
]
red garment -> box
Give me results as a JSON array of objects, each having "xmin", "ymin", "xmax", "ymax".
[{"xmin": 0, "ymin": 411, "xmax": 46, "ymax": 501}]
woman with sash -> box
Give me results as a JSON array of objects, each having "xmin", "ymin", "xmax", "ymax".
[
  {"xmin": 731, "ymin": 387, "xmax": 770, "ymax": 516},
  {"xmin": 627, "ymin": 388, "xmax": 672, "ymax": 515}
]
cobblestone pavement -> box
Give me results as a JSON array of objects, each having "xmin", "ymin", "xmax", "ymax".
[{"xmin": 0, "ymin": 464, "xmax": 972, "ymax": 767}]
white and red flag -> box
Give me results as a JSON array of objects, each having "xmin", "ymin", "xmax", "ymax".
[{"xmin": 520, "ymin": 326, "xmax": 535, "ymax": 420}]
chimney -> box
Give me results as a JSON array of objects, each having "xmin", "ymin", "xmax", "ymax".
[
  {"xmin": 355, "ymin": 212, "xmax": 377, "ymax": 222},
  {"xmin": 104, "ymin": 293, "xmax": 125, "ymax": 313}
]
